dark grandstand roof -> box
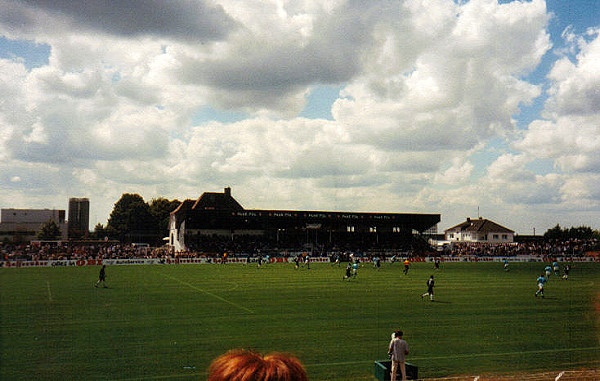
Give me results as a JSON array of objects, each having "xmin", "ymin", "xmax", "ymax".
[
  {"xmin": 171, "ymin": 188, "xmax": 440, "ymax": 232},
  {"xmin": 445, "ymin": 217, "xmax": 514, "ymax": 234}
]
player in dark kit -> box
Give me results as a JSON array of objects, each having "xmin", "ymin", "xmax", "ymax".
[
  {"xmin": 343, "ymin": 263, "xmax": 352, "ymax": 280},
  {"xmin": 95, "ymin": 265, "xmax": 107, "ymax": 288},
  {"xmin": 562, "ymin": 264, "xmax": 571, "ymax": 279},
  {"xmin": 421, "ymin": 275, "xmax": 434, "ymax": 301},
  {"xmin": 331, "ymin": 253, "xmax": 340, "ymax": 267}
]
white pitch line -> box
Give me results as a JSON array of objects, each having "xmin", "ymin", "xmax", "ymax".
[
  {"xmin": 118, "ymin": 354, "xmax": 599, "ymax": 381},
  {"xmin": 555, "ymin": 371, "xmax": 565, "ymax": 381},
  {"xmin": 161, "ymin": 273, "xmax": 254, "ymax": 314},
  {"xmin": 304, "ymin": 346, "xmax": 600, "ymax": 368},
  {"xmin": 409, "ymin": 346, "xmax": 600, "ymax": 362},
  {"xmin": 46, "ymin": 280, "xmax": 53, "ymax": 302}
]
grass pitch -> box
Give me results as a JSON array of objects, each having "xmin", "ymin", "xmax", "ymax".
[{"xmin": 1, "ymin": 261, "xmax": 599, "ymax": 380}]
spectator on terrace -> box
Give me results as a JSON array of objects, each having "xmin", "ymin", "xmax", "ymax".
[{"xmin": 207, "ymin": 349, "xmax": 308, "ymax": 381}]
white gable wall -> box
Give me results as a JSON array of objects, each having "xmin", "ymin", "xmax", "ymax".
[{"xmin": 445, "ymin": 230, "xmax": 514, "ymax": 243}]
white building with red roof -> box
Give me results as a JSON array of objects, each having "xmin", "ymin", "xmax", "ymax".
[{"xmin": 444, "ymin": 217, "xmax": 514, "ymax": 243}]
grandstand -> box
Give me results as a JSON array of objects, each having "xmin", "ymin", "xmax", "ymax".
[{"xmin": 169, "ymin": 187, "xmax": 440, "ymax": 256}]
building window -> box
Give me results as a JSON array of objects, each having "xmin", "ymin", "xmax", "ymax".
[
  {"xmin": 347, "ymin": 226, "xmax": 355, "ymax": 233},
  {"xmin": 493, "ymin": 234, "xmax": 499, "ymax": 239},
  {"xmin": 502, "ymin": 234, "xmax": 508, "ymax": 239},
  {"xmin": 393, "ymin": 227, "xmax": 400, "ymax": 233},
  {"xmin": 369, "ymin": 227, "xmax": 377, "ymax": 233}
]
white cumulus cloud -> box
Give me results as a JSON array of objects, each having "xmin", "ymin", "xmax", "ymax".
[{"xmin": 3, "ymin": 0, "xmax": 598, "ymax": 234}]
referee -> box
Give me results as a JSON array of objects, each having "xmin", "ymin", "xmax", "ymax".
[{"xmin": 94, "ymin": 265, "xmax": 107, "ymax": 288}]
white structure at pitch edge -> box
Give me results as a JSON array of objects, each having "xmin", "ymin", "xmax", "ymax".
[{"xmin": 444, "ymin": 217, "xmax": 514, "ymax": 243}]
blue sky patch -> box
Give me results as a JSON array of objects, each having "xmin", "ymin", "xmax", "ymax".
[
  {"xmin": 192, "ymin": 106, "xmax": 249, "ymax": 125},
  {"xmin": 299, "ymin": 85, "xmax": 343, "ymax": 120},
  {"xmin": 0, "ymin": 37, "xmax": 50, "ymax": 70}
]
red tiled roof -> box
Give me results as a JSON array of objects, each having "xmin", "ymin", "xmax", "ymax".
[{"xmin": 445, "ymin": 218, "xmax": 513, "ymax": 234}]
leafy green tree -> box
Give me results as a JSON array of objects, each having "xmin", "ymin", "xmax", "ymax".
[
  {"xmin": 544, "ymin": 224, "xmax": 564, "ymax": 240},
  {"xmin": 568, "ymin": 226, "xmax": 594, "ymax": 239},
  {"xmin": 90, "ymin": 223, "xmax": 107, "ymax": 240},
  {"xmin": 149, "ymin": 198, "xmax": 180, "ymax": 239},
  {"xmin": 37, "ymin": 219, "xmax": 62, "ymax": 240},
  {"xmin": 106, "ymin": 193, "xmax": 155, "ymax": 243},
  {"xmin": 544, "ymin": 224, "xmax": 598, "ymax": 240}
]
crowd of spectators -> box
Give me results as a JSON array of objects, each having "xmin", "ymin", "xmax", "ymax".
[
  {"xmin": 444, "ymin": 238, "xmax": 600, "ymax": 257},
  {"xmin": 0, "ymin": 241, "xmax": 174, "ymax": 262},
  {"xmin": 1, "ymin": 236, "xmax": 598, "ymax": 262},
  {"xmin": 183, "ymin": 232, "xmax": 428, "ymax": 258}
]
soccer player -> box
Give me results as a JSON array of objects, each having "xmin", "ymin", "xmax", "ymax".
[
  {"xmin": 503, "ymin": 258, "xmax": 509, "ymax": 272},
  {"xmin": 294, "ymin": 256, "xmax": 300, "ymax": 269},
  {"xmin": 544, "ymin": 264, "xmax": 552, "ymax": 279},
  {"xmin": 352, "ymin": 261, "xmax": 359, "ymax": 278},
  {"xmin": 434, "ymin": 258, "xmax": 441, "ymax": 270},
  {"xmin": 535, "ymin": 272, "xmax": 547, "ymax": 298},
  {"xmin": 421, "ymin": 275, "xmax": 434, "ymax": 301},
  {"xmin": 562, "ymin": 264, "xmax": 571, "ymax": 279},
  {"xmin": 553, "ymin": 261, "xmax": 560, "ymax": 276},
  {"xmin": 403, "ymin": 258, "xmax": 410, "ymax": 275},
  {"xmin": 343, "ymin": 263, "xmax": 352, "ymax": 280},
  {"xmin": 374, "ymin": 256, "xmax": 381, "ymax": 269},
  {"xmin": 390, "ymin": 255, "xmax": 397, "ymax": 265},
  {"xmin": 94, "ymin": 265, "xmax": 107, "ymax": 288}
]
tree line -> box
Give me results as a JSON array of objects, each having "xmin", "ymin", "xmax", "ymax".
[
  {"xmin": 543, "ymin": 224, "xmax": 600, "ymax": 240},
  {"xmin": 37, "ymin": 194, "xmax": 600, "ymax": 245},
  {"xmin": 37, "ymin": 193, "xmax": 180, "ymax": 244},
  {"xmin": 95, "ymin": 194, "xmax": 181, "ymax": 245}
]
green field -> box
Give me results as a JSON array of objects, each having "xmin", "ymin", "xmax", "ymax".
[{"xmin": 1, "ymin": 261, "xmax": 599, "ymax": 380}]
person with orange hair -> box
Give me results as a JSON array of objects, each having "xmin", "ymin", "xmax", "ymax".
[{"xmin": 208, "ymin": 349, "xmax": 308, "ymax": 381}]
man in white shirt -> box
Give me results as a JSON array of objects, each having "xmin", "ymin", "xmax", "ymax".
[{"xmin": 388, "ymin": 330, "xmax": 409, "ymax": 381}]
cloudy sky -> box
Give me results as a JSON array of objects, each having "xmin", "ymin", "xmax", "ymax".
[{"xmin": 0, "ymin": 0, "xmax": 599, "ymax": 235}]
